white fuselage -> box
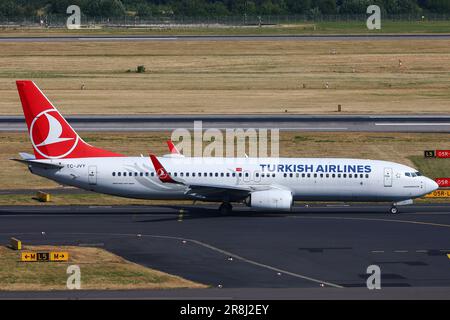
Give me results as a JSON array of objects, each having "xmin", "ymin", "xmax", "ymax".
[{"xmin": 29, "ymin": 156, "xmax": 436, "ymax": 203}]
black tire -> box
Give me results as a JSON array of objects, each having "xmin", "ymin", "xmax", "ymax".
[
  {"xmin": 219, "ymin": 202, "xmax": 232, "ymax": 215},
  {"xmin": 389, "ymin": 206, "xmax": 399, "ymax": 214}
]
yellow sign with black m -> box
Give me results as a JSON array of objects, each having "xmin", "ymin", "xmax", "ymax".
[{"xmin": 21, "ymin": 252, "xmax": 69, "ymax": 262}]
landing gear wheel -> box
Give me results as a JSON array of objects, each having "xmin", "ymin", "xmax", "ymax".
[
  {"xmin": 389, "ymin": 206, "xmax": 399, "ymax": 214},
  {"xmin": 219, "ymin": 202, "xmax": 232, "ymax": 215}
]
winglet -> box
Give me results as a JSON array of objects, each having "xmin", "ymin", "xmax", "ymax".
[
  {"xmin": 166, "ymin": 140, "xmax": 180, "ymax": 154},
  {"xmin": 149, "ymin": 154, "xmax": 178, "ymax": 183}
]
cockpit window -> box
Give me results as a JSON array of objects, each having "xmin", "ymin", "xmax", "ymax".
[{"xmin": 405, "ymin": 171, "xmax": 421, "ymax": 177}]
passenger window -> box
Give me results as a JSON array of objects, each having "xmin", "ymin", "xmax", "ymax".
[
  {"xmin": 129, "ymin": 172, "xmax": 132, "ymax": 177},
  {"xmin": 145, "ymin": 172, "xmax": 149, "ymax": 176},
  {"xmin": 215, "ymin": 173, "xmax": 218, "ymax": 177},
  {"xmin": 332, "ymin": 174, "xmax": 335, "ymax": 178},
  {"xmin": 343, "ymin": 174, "xmax": 346, "ymax": 178},
  {"xmin": 239, "ymin": 173, "xmax": 242, "ymax": 177},
  {"xmin": 296, "ymin": 173, "xmax": 299, "ymax": 178},
  {"xmin": 192, "ymin": 173, "xmax": 196, "ymax": 177},
  {"xmin": 349, "ymin": 174, "xmax": 352, "ymax": 178},
  {"xmin": 320, "ymin": 174, "xmax": 323, "ymax": 178},
  {"xmin": 359, "ymin": 174, "xmax": 363, "ymax": 178},
  {"xmin": 314, "ymin": 173, "xmax": 317, "ymax": 178},
  {"xmin": 174, "ymin": 172, "xmax": 178, "ymax": 177},
  {"xmin": 232, "ymin": 173, "xmax": 236, "ymax": 177},
  {"xmin": 221, "ymin": 173, "xmax": 224, "ymax": 177},
  {"xmin": 134, "ymin": 172, "xmax": 138, "ymax": 176},
  {"xmin": 302, "ymin": 173, "xmax": 306, "ymax": 178},
  {"xmin": 118, "ymin": 172, "xmax": 121, "ymax": 177},
  {"xmin": 123, "ymin": 172, "xmax": 126, "ymax": 176},
  {"xmin": 307, "ymin": 173, "xmax": 311, "ymax": 178},
  {"xmin": 338, "ymin": 174, "xmax": 341, "ymax": 178},
  {"xmin": 186, "ymin": 173, "xmax": 190, "ymax": 177},
  {"xmin": 365, "ymin": 174, "xmax": 369, "ymax": 178},
  {"xmin": 272, "ymin": 173, "xmax": 276, "ymax": 178},
  {"xmin": 151, "ymin": 172, "xmax": 154, "ymax": 177},
  {"xmin": 112, "ymin": 172, "xmax": 115, "ymax": 176},
  {"xmin": 245, "ymin": 172, "xmax": 249, "ymax": 177},
  {"xmin": 289, "ymin": 173, "xmax": 293, "ymax": 178},
  {"xmin": 326, "ymin": 174, "xmax": 329, "ymax": 178},
  {"xmin": 140, "ymin": 172, "xmax": 143, "ymax": 177}
]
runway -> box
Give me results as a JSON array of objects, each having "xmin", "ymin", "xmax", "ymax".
[
  {"xmin": 1, "ymin": 115, "xmax": 450, "ymax": 132},
  {"xmin": 1, "ymin": 204, "xmax": 449, "ymax": 299},
  {"xmin": 1, "ymin": 34, "xmax": 450, "ymax": 42}
]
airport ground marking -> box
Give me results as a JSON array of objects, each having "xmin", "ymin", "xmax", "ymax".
[
  {"xmin": 287, "ymin": 216, "xmax": 450, "ymax": 230},
  {"xmin": 2, "ymin": 231, "xmax": 343, "ymax": 289},
  {"xmin": 375, "ymin": 123, "xmax": 450, "ymax": 126}
]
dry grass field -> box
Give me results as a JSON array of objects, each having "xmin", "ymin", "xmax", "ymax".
[
  {"xmin": 0, "ymin": 245, "xmax": 205, "ymax": 290},
  {"xmin": 0, "ymin": 40, "xmax": 449, "ymax": 115}
]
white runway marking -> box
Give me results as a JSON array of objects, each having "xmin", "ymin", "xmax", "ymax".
[
  {"xmin": 78, "ymin": 37, "xmax": 178, "ymax": 41},
  {"xmin": 375, "ymin": 123, "xmax": 450, "ymax": 126}
]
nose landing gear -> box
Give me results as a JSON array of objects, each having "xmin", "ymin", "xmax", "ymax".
[{"xmin": 389, "ymin": 206, "xmax": 399, "ymax": 214}]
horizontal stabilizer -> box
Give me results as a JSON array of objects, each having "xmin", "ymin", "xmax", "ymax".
[
  {"xmin": 11, "ymin": 158, "xmax": 63, "ymax": 169},
  {"xmin": 19, "ymin": 152, "xmax": 35, "ymax": 160}
]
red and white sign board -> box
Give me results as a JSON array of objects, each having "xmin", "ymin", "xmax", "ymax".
[
  {"xmin": 436, "ymin": 150, "xmax": 450, "ymax": 158},
  {"xmin": 435, "ymin": 178, "xmax": 450, "ymax": 188}
]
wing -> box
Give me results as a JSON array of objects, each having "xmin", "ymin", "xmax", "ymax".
[{"xmin": 185, "ymin": 183, "xmax": 253, "ymax": 201}]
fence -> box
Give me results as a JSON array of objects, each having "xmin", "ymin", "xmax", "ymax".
[{"xmin": 0, "ymin": 13, "xmax": 448, "ymax": 28}]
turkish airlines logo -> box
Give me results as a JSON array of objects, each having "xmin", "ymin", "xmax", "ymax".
[
  {"xmin": 156, "ymin": 168, "xmax": 168, "ymax": 179},
  {"xmin": 30, "ymin": 109, "xmax": 79, "ymax": 159}
]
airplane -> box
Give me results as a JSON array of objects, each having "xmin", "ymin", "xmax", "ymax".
[{"xmin": 12, "ymin": 80, "xmax": 438, "ymax": 214}]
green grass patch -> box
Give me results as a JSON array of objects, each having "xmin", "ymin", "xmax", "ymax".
[{"xmin": 409, "ymin": 156, "xmax": 450, "ymax": 179}]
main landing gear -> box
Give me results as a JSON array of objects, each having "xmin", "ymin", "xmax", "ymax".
[{"xmin": 219, "ymin": 202, "xmax": 232, "ymax": 215}]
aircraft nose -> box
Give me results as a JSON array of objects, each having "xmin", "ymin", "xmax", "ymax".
[{"xmin": 426, "ymin": 178, "xmax": 439, "ymax": 193}]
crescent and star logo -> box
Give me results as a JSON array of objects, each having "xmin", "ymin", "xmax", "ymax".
[
  {"xmin": 30, "ymin": 109, "xmax": 79, "ymax": 159},
  {"xmin": 156, "ymin": 168, "xmax": 168, "ymax": 179}
]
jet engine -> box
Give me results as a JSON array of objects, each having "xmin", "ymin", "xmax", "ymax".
[{"xmin": 246, "ymin": 189, "xmax": 293, "ymax": 211}]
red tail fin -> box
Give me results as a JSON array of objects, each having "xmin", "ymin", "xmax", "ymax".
[
  {"xmin": 16, "ymin": 80, "xmax": 123, "ymax": 159},
  {"xmin": 166, "ymin": 139, "xmax": 180, "ymax": 154}
]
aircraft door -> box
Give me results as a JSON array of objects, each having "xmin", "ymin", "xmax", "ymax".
[
  {"xmin": 88, "ymin": 165, "xmax": 97, "ymax": 185},
  {"xmin": 384, "ymin": 167, "xmax": 392, "ymax": 187}
]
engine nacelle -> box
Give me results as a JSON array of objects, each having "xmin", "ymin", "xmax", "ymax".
[{"xmin": 246, "ymin": 189, "xmax": 293, "ymax": 211}]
